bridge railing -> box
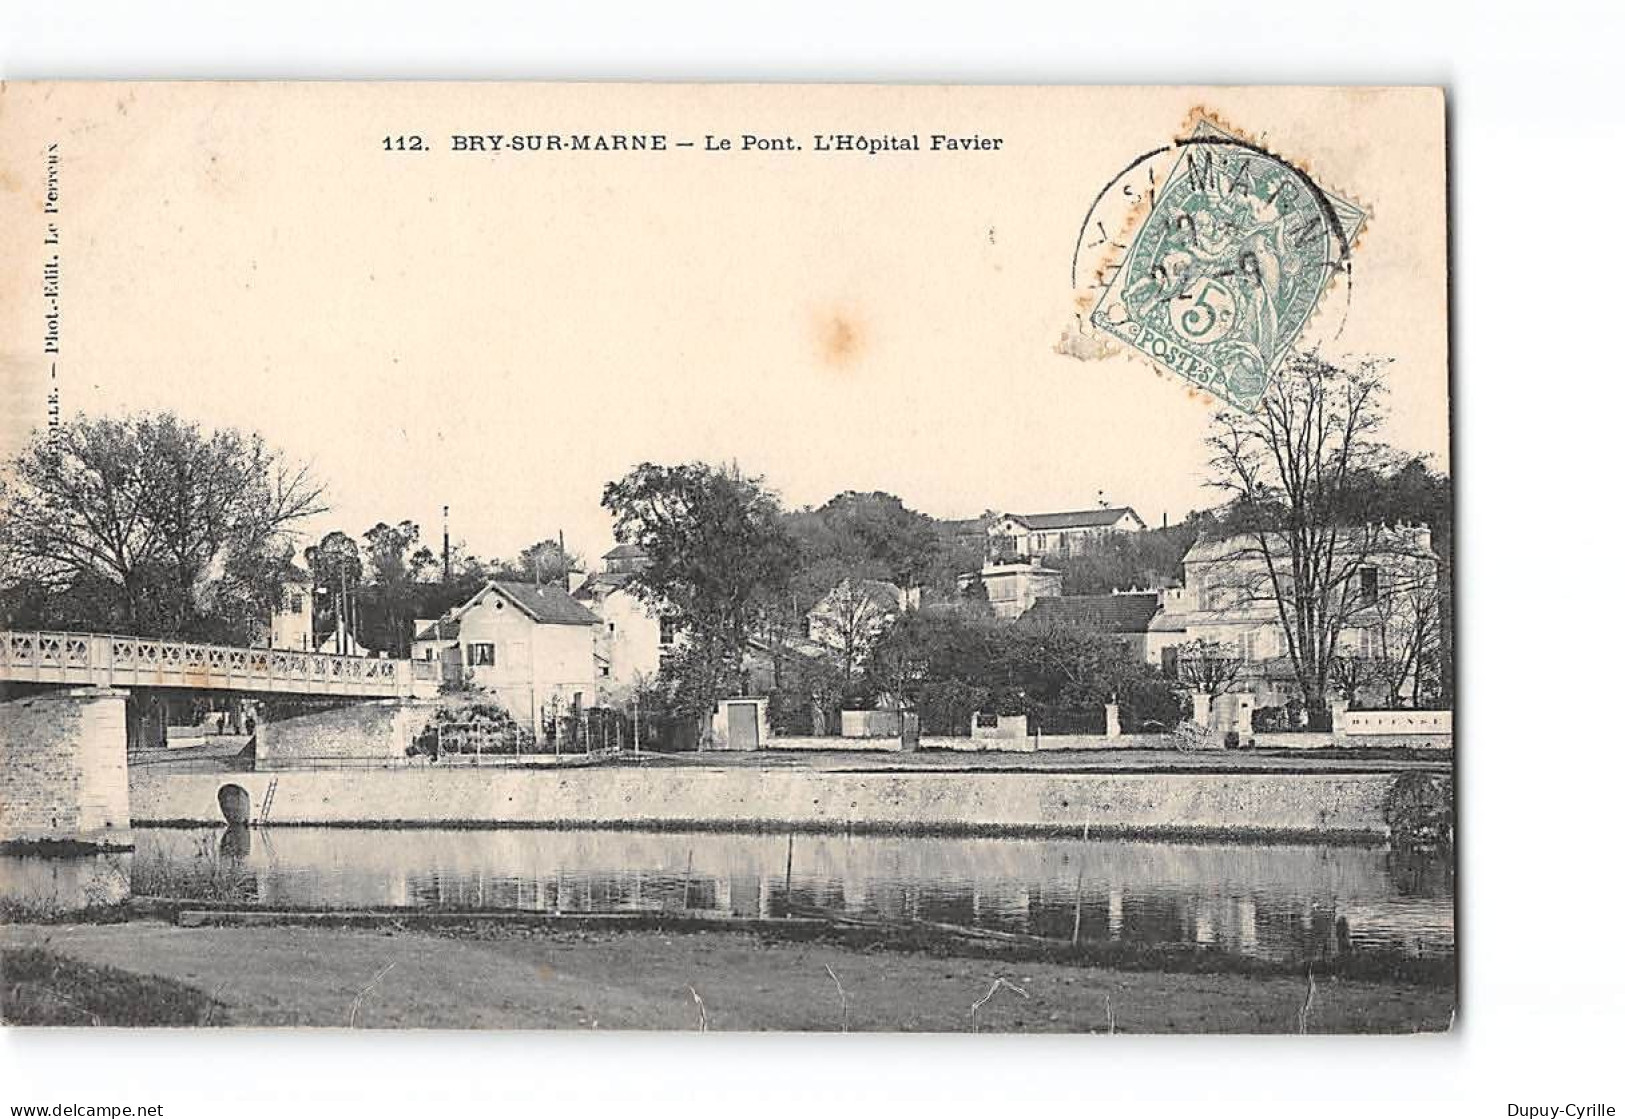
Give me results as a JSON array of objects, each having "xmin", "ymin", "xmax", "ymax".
[{"xmin": 0, "ymin": 630, "xmax": 417, "ymax": 698}]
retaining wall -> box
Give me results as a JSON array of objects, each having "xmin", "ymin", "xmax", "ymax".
[
  {"xmin": 131, "ymin": 765, "xmax": 1400, "ymax": 838},
  {"xmin": 763, "ymin": 733, "xmax": 1179, "ymax": 754},
  {"xmin": 1, "ymin": 687, "xmax": 132, "ymax": 849},
  {"xmin": 258, "ymin": 699, "xmax": 440, "ymax": 769}
]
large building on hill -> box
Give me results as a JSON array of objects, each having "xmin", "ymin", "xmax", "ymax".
[
  {"xmin": 990, "ymin": 507, "xmax": 1147, "ymax": 558},
  {"xmin": 943, "ymin": 504, "xmax": 1148, "ymax": 564}
]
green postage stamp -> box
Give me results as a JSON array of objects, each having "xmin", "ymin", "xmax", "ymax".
[{"xmin": 1086, "ymin": 118, "xmax": 1369, "ymax": 412}]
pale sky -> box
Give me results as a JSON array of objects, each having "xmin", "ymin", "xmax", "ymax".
[{"xmin": 0, "ymin": 84, "xmax": 1448, "ymax": 565}]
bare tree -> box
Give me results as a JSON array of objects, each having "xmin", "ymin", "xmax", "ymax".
[
  {"xmin": 1370, "ymin": 572, "xmax": 1443, "ymax": 707},
  {"xmin": 1203, "ymin": 354, "xmax": 1436, "ymax": 725},
  {"xmin": 1175, "ymin": 638, "xmax": 1245, "ymax": 696},
  {"xmin": 809, "ymin": 578, "xmax": 900, "ymax": 688}
]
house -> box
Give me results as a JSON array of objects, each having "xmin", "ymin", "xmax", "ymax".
[
  {"xmin": 435, "ymin": 579, "xmax": 600, "ymax": 731},
  {"xmin": 266, "ymin": 568, "xmax": 314, "ymax": 651},
  {"xmin": 571, "ymin": 544, "xmax": 667, "ymax": 703},
  {"xmin": 1154, "ymin": 527, "xmax": 1441, "ymax": 707},
  {"xmin": 988, "ymin": 506, "xmax": 1146, "ymax": 560},
  {"xmin": 410, "ymin": 617, "xmax": 460, "ymax": 666},
  {"xmin": 959, "ymin": 560, "xmax": 1063, "ymax": 620},
  {"xmin": 1022, "ymin": 590, "xmax": 1163, "ymax": 661}
]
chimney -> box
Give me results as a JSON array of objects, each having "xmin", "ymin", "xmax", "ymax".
[{"xmin": 441, "ymin": 505, "xmax": 451, "ymax": 585}]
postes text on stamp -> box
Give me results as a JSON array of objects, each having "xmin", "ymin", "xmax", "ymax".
[{"xmin": 1084, "ymin": 118, "xmax": 1368, "ymax": 412}]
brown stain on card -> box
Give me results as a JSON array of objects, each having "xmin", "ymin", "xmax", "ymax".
[{"xmin": 814, "ymin": 308, "xmax": 867, "ymax": 371}]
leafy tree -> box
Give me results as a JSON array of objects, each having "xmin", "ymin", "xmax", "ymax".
[
  {"xmin": 306, "ymin": 531, "xmax": 363, "ymax": 652},
  {"xmin": 863, "ymin": 609, "xmax": 1180, "ymax": 734},
  {"xmin": 359, "ymin": 521, "xmax": 437, "ymax": 655},
  {"xmin": 0, "ymin": 412, "xmax": 324, "ymax": 642},
  {"xmin": 513, "ymin": 539, "xmax": 579, "ymax": 587},
  {"xmin": 1048, "ymin": 515, "xmax": 1212, "ymax": 595},
  {"xmin": 602, "ymin": 462, "xmax": 798, "ymax": 743}
]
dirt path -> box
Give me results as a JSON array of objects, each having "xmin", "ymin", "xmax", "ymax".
[{"xmin": 2, "ymin": 921, "xmax": 1453, "ymax": 1032}]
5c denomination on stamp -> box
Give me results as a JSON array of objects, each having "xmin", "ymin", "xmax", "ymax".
[{"xmin": 1074, "ymin": 115, "xmax": 1368, "ymax": 412}]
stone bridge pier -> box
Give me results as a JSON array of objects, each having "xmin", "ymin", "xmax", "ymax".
[{"xmin": 0, "ymin": 686, "xmax": 133, "ymax": 851}]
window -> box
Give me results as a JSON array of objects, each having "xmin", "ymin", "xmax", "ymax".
[
  {"xmin": 659, "ymin": 618, "xmax": 677, "ymax": 647},
  {"xmin": 1358, "ymin": 566, "xmax": 1380, "ymax": 606},
  {"xmin": 467, "ymin": 642, "xmax": 496, "ymax": 667},
  {"xmin": 1197, "ymin": 573, "xmax": 1216, "ymax": 612},
  {"xmin": 1240, "ymin": 628, "xmax": 1271, "ymax": 662},
  {"xmin": 607, "ymin": 621, "xmax": 616, "ymax": 634},
  {"xmin": 288, "ymin": 593, "xmax": 303, "ymax": 613},
  {"xmin": 599, "ymin": 664, "xmax": 610, "ymax": 678}
]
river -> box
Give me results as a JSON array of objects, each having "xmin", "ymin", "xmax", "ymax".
[{"xmin": 2, "ymin": 826, "xmax": 1454, "ymax": 967}]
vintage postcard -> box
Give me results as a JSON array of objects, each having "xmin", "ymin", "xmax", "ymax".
[{"xmin": 0, "ymin": 83, "xmax": 1452, "ymax": 1032}]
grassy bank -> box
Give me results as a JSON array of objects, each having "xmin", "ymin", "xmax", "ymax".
[
  {"xmin": 1, "ymin": 946, "xmax": 225, "ymax": 1026},
  {"xmin": 0, "ymin": 920, "xmax": 1454, "ymax": 1032}
]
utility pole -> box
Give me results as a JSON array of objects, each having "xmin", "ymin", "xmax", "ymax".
[{"xmin": 442, "ymin": 505, "xmax": 451, "ymax": 586}]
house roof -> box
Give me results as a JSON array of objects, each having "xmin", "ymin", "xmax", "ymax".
[
  {"xmin": 412, "ymin": 618, "xmax": 461, "ymax": 642},
  {"xmin": 571, "ymin": 570, "xmax": 638, "ymax": 600},
  {"xmin": 603, "ymin": 542, "xmax": 648, "ymax": 561},
  {"xmin": 1023, "ymin": 592, "xmax": 1161, "ymax": 633},
  {"xmin": 1182, "ymin": 525, "xmax": 1435, "ymax": 565},
  {"xmin": 1008, "ymin": 507, "xmax": 1145, "ymax": 531},
  {"xmin": 458, "ymin": 580, "xmax": 601, "ymax": 627}
]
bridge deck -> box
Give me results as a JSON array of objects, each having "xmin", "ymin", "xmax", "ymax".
[{"xmin": 0, "ymin": 630, "xmax": 433, "ymax": 699}]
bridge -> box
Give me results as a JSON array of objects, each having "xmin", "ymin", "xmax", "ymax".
[{"xmin": 0, "ymin": 629, "xmax": 435, "ymax": 699}]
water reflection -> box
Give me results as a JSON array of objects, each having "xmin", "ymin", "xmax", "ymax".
[
  {"xmin": 104, "ymin": 827, "xmax": 1455, "ymax": 964},
  {"xmin": 0, "ymin": 851, "xmax": 131, "ymax": 912}
]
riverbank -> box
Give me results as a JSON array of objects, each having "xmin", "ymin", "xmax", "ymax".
[
  {"xmin": 0, "ymin": 919, "xmax": 1454, "ymax": 1032},
  {"xmin": 131, "ymin": 760, "xmax": 1450, "ymax": 840}
]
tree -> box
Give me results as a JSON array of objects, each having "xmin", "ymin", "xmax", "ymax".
[
  {"xmin": 360, "ymin": 521, "xmax": 437, "ymax": 655},
  {"xmin": 1370, "ymin": 573, "xmax": 1443, "ymax": 707},
  {"xmin": 1203, "ymin": 354, "xmax": 1438, "ymax": 726},
  {"xmin": 1328, "ymin": 650, "xmax": 1383, "ymax": 707},
  {"xmin": 1174, "ymin": 638, "xmax": 1245, "ymax": 696},
  {"xmin": 0, "ymin": 412, "xmax": 324, "ymax": 642},
  {"xmin": 602, "ymin": 462, "xmax": 798, "ymax": 743},
  {"xmin": 513, "ymin": 539, "xmax": 579, "ymax": 587},
  {"xmin": 307, "ymin": 531, "xmax": 363, "ymax": 653},
  {"xmin": 808, "ymin": 578, "xmax": 901, "ymax": 689},
  {"xmin": 1048, "ymin": 515, "xmax": 1212, "ymax": 595}
]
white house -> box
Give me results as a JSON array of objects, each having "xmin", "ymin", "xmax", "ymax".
[
  {"xmin": 571, "ymin": 544, "xmax": 667, "ymax": 704},
  {"xmin": 266, "ymin": 568, "xmax": 314, "ymax": 651},
  {"xmin": 437, "ymin": 579, "xmax": 600, "ymax": 731},
  {"xmin": 988, "ymin": 506, "xmax": 1146, "ymax": 560},
  {"xmin": 959, "ymin": 560, "xmax": 1063, "ymax": 620},
  {"xmin": 410, "ymin": 616, "xmax": 460, "ymax": 666},
  {"xmin": 1154, "ymin": 526, "xmax": 1441, "ymax": 707}
]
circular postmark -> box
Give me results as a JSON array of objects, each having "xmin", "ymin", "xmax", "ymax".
[{"xmin": 1067, "ymin": 115, "xmax": 1368, "ymax": 411}]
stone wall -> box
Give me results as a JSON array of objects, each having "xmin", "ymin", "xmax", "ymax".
[
  {"xmin": 0, "ymin": 687, "xmax": 132, "ymax": 850},
  {"xmin": 257, "ymin": 699, "xmax": 440, "ymax": 769},
  {"xmin": 131, "ymin": 765, "xmax": 1402, "ymax": 838}
]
